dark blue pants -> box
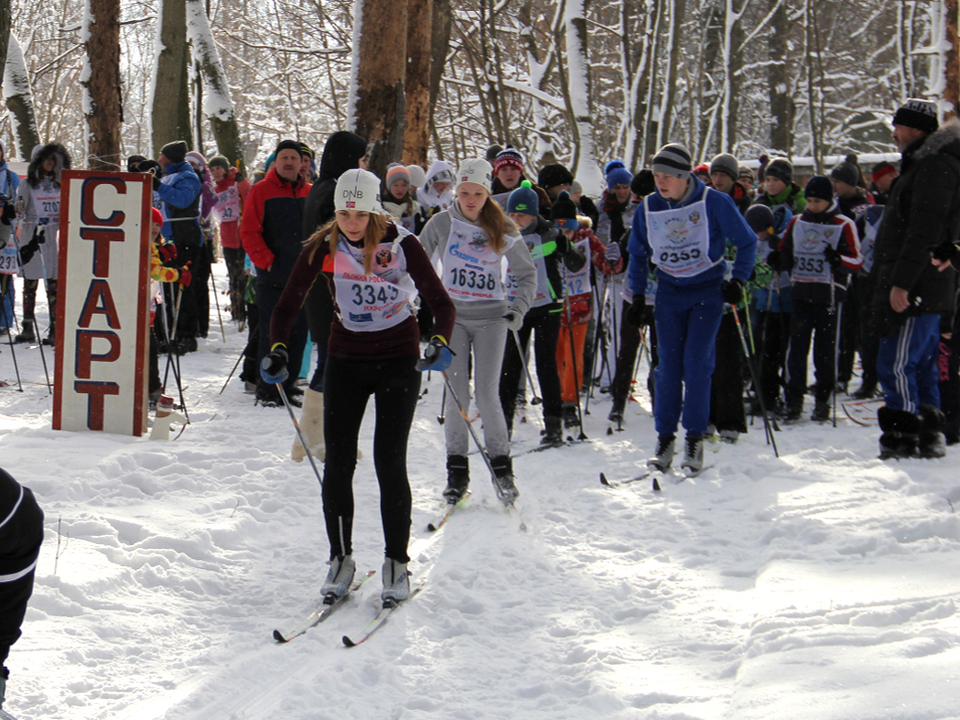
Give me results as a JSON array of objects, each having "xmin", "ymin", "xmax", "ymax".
[
  {"xmin": 653, "ymin": 280, "xmax": 723, "ymax": 437},
  {"xmin": 257, "ymin": 278, "xmax": 307, "ymax": 398},
  {"xmin": 877, "ymin": 314, "xmax": 941, "ymax": 413}
]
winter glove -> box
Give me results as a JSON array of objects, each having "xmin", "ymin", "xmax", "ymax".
[
  {"xmin": 260, "ymin": 344, "xmax": 289, "ymax": 385},
  {"xmin": 178, "ymin": 263, "xmax": 192, "ymax": 287},
  {"xmin": 158, "ymin": 243, "xmax": 177, "ymax": 263},
  {"xmin": 823, "ymin": 245, "xmax": 842, "ymax": 270},
  {"xmin": 765, "ymin": 250, "xmax": 781, "ymax": 270},
  {"xmin": 152, "ymin": 174, "xmax": 162, "ymax": 191},
  {"xmin": 18, "ymin": 237, "xmax": 40, "ymax": 266},
  {"xmin": 503, "ymin": 307, "xmax": 525, "ymax": 332},
  {"xmin": 932, "ymin": 242, "xmax": 959, "ymax": 264},
  {"xmin": 626, "ymin": 300, "xmax": 652, "ymax": 327},
  {"xmin": 604, "ymin": 242, "xmax": 621, "ymax": 264},
  {"xmin": 721, "ymin": 278, "xmax": 744, "ymax": 305},
  {"xmin": 416, "ymin": 336, "xmax": 454, "ymax": 373},
  {"xmin": 35, "ymin": 227, "xmax": 46, "ymax": 244}
]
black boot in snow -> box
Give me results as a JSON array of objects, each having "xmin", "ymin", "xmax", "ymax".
[
  {"xmin": 490, "ymin": 455, "xmax": 519, "ymax": 504},
  {"xmin": 14, "ymin": 320, "xmax": 36, "ymax": 344},
  {"xmin": 541, "ymin": 416, "xmax": 563, "ymax": 446},
  {"xmin": 877, "ymin": 406, "xmax": 921, "ymax": 460},
  {"xmin": 443, "ymin": 455, "xmax": 470, "ymax": 503},
  {"xmin": 917, "ymin": 403, "xmax": 947, "ymax": 459}
]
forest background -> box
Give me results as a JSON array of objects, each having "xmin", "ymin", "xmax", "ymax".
[{"xmin": 0, "ymin": 0, "xmax": 957, "ymax": 195}]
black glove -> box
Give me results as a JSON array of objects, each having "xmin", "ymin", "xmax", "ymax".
[
  {"xmin": 260, "ymin": 345, "xmax": 289, "ymax": 385},
  {"xmin": 824, "ymin": 245, "xmax": 842, "ymax": 270},
  {"xmin": 19, "ymin": 237, "xmax": 40, "ymax": 266},
  {"xmin": 721, "ymin": 278, "xmax": 744, "ymax": 304},
  {"xmin": 152, "ymin": 174, "xmax": 162, "ymax": 191},
  {"xmin": 765, "ymin": 250, "xmax": 781, "ymax": 271},
  {"xmin": 626, "ymin": 300, "xmax": 652, "ymax": 327},
  {"xmin": 932, "ymin": 242, "xmax": 959, "ymax": 263}
]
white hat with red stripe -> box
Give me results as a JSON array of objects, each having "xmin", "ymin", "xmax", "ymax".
[{"xmin": 335, "ymin": 168, "xmax": 383, "ymax": 213}]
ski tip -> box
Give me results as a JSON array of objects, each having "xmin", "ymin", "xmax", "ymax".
[
  {"xmin": 652, "ymin": 476, "xmax": 661, "ymax": 492},
  {"xmin": 273, "ymin": 629, "xmax": 289, "ymax": 643},
  {"xmin": 342, "ymin": 635, "xmax": 357, "ymax": 648},
  {"xmin": 426, "ymin": 522, "xmax": 438, "ymax": 532},
  {"xmin": 600, "ymin": 472, "xmax": 610, "ymax": 486},
  {"xmin": 606, "ymin": 426, "xmax": 613, "ymax": 435}
]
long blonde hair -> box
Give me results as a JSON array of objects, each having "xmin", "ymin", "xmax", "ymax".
[
  {"xmin": 306, "ymin": 212, "xmax": 391, "ymax": 274},
  {"xmin": 468, "ymin": 193, "xmax": 517, "ymax": 254}
]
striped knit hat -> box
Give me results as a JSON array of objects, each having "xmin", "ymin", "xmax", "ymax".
[
  {"xmin": 652, "ymin": 144, "xmax": 692, "ymax": 180},
  {"xmin": 385, "ymin": 163, "xmax": 411, "ymax": 189},
  {"xmin": 493, "ymin": 147, "xmax": 524, "ymax": 176}
]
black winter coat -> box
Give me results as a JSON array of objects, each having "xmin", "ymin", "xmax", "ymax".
[{"xmin": 871, "ymin": 119, "xmax": 960, "ymax": 335}]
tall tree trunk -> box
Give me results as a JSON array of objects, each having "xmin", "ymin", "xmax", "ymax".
[
  {"xmin": 519, "ymin": 0, "xmax": 556, "ymax": 165},
  {"xmin": 402, "ymin": 0, "xmax": 432, "ymax": 167},
  {"xmin": 0, "ymin": 1, "xmax": 9, "ymax": 97},
  {"xmin": 185, "ymin": 0, "xmax": 245, "ymax": 174},
  {"xmin": 768, "ymin": 0, "xmax": 793, "ymax": 155},
  {"xmin": 83, "ymin": 0, "xmax": 123, "ymax": 170},
  {"xmin": 152, "ymin": 0, "xmax": 193, "ymax": 158},
  {"xmin": 947, "ymin": 0, "xmax": 959, "ymax": 116},
  {"xmin": 347, "ymin": 0, "xmax": 407, "ymax": 179},
  {"xmin": 3, "ymin": 33, "xmax": 39, "ymax": 160},
  {"xmin": 428, "ymin": 0, "xmax": 452, "ymax": 161},
  {"xmin": 654, "ymin": 0, "xmax": 687, "ymax": 153}
]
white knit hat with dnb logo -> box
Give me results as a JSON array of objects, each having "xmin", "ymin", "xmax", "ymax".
[
  {"xmin": 456, "ymin": 158, "xmax": 493, "ymax": 193},
  {"xmin": 335, "ymin": 168, "xmax": 383, "ymax": 213}
]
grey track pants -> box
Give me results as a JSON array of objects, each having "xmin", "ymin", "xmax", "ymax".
[{"xmin": 444, "ymin": 310, "xmax": 510, "ymax": 459}]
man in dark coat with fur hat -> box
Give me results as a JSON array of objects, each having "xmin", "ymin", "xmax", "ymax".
[{"xmin": 872, "ymin": 99, "xmax": 960, "ymax": 460}]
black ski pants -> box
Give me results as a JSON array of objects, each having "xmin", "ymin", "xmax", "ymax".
[{"xmin": 322, "ymin": 354, "xmax": 420, "ymax": 564}]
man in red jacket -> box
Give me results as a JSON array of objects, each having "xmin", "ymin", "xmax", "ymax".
[{"xmin": 241, "ymin": 139, "xmax": 311, "ymax": 407}]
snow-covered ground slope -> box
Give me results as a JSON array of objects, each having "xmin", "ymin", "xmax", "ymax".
[{"xmin": 1, "ymin": 267, "xmax": 959, "ymax": 720}]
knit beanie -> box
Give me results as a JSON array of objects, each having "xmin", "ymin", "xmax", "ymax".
[
  {"xmin": 871, "ymin": 161, "xmax": 898, "ymax": 184},
  {"xmin": 185, "ymin": 150, "xmax": 207, "ymax": 169},
  {"xmin": 274, "ymin": 139, "xmax": 304, "ymax": 158},
  {"xmin": 892, "ymin": 98, "xmax": 939, "ymax": 134},
  {"xmin": 385, "ymin": 163, "xmax": 411, "ymax": 189},
  {"xmin": 537, "ymin": 163, "xmax": 574, "ymax": 191},
  {"xmin": 744, "ymin": 204, "xmax": 774, "ymax": 234},
  {"xmin": 208, "ymin": 155, "xmax": 230, "ymax": 172},
  {"xmin": 739, "ymin": 165, "xmax": 756, "ymax": 183},
  {"xmin": 830, "ymin": 154, "xmax": 861, "ymax": 187},
  {"xmin": 764, "ymin": 157, "xmax": 794, "ymax": 184},
  {"xmin": 406, "ymin": 164, "xmax": 427, "ymax": 188},
  {"xmin": 493, "ymin": 147, "xmax": 524, "ymax": 176},
  {"xmin": 160, "ymin": 141, "xmax": 188, "ymax": 164},
  {"xmin": 652, "ymin": 144, "xmax": 693, "ymax": 180},
  {"xmin": 456, "ymin": 158, "xmax": 493, "ymax": 192},
  {"xmin": 486, "ymin": 144, "xmax": 504, "ymax": 163},
  {"xmin": 506, "ymin": 180, "xmax": 539, "ymax": 216},
  {"xmin": 631, "ymin": 169, "xmax": 656, "ymax": 197},
  {"xmin": 335, "ymin": 168, "xmax": 382, "ymax": 213},
  {"xmin": 151, "ymin": 207, "xmax": 164, "ymax": 225},
  {"xmin": 300, "ymin": 143, "xmax": 314, "ymax": 159},
  {"xmin": 804, "ymin": 175, "xmax": 834, "ymax": 202},
  {"xmin": 127, "ymin": 155, "xmax": 147, "ymax": 172},
  {"xmin": 606, "ymin": 164, "xmax": 633, "ymax": 190},
  {"xmin": 710, "ymin": 153, "xmax": 740, "ymax": 182},
  {"xmin": 551, "ymin": 190, "xmax": 580, "ymax": 231}
]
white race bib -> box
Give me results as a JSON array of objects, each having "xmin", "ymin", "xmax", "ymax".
[
  {"xmin": 34, "ymin": 184, "xmax": 61, "ymax": 226},
  {"xmin": 506, "ymin": 229, "xmax": 552, "ymax": 307},
  {"xmin": 215, "ymin": 186, "xmax": 240, "ymax": 223},
  {"xmin": 442, "ymin": 216, "xmax": 509, "ymax": 301},
  {"xmin": 791, "ymin": 218, "xmax": 840, "ymax": 284},
  {"xmin": 565, "ymin": 238, "xmax": 591, "ymax": 297},
  {"xmin": 645, "ymin": 189, "xmax": 719, "ymax": 278},
  {"xmin": 332, "ymin": 234, "xmax": 418, "ymax": 332}
]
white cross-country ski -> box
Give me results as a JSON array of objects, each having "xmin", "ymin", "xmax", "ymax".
[
  {"xmin": 272, "ymin": 570, "xmax": 376, "ymax": 643},
  {"xmin": 342, "ymin": 579, "xmax": 426, "ymax": 648}
]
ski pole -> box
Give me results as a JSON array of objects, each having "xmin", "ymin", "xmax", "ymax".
[
  {"xmin": 31, "ymin": 229, "xmax": 53, "ymax": 393},
  {"xmin": 511, "ymin": 328, "xmax": 541, "ymax": 405},
  {"xmin": 731, "ymin": 304, "xmax": 779, "ymax": 457},
  {"xmin": 437, "ymin": 384, "xmax": 446, "ymax": 425},
  {"xmin": 833, "ymin": 301, "xmax": 844, "ymax": 428},
  {"xmin": 210, "ymin": 269, "xmax": 226, "ymax": 343},
  {"xmin": 276, "ymin": 381, "xmax": 323, "ymax": 487}
]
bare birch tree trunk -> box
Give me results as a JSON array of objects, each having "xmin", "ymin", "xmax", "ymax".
[
  {"xmin": 348, "ymin": 0, "xmax": 407, "ymax": 179},
  {"xmin": 947, "ymin": 0, "xmax": 959, "ymax": 116},
  {"xmin": 152, "ymin": 0, "xmax": 193, "ymax": 157},
  {"xmin": 654, "ymin": 0, "xmax": 687, "ymax": 153},
  {"xmin": 185, "ymin": 0, "xmax": 245, "ymax": 174},
  {"xmin": 402, "ymin": 0, "xmax": 432, "ymax": 167},
  {"xmin": 519, "ymin": 0, "xmax": 556, "ymax": 165},
  {"xmin": 0, "ymin": 1, "xmax": 9, "ymax": 93},
  {"xmin": 3, "ymin": 33, "xmax": 39, "ymax": 160},
  {"xmin": 83, "ymin": 0, "xmax": 122, "ymax": 170}
]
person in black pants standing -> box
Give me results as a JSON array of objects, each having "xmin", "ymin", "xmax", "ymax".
[
  {"xmin": 263, "ymin": 169, "xmax": 455, "ymax": 606},
  {"xmin": 0, "ymin": 467, "xmax": 44, "ymax": 714}
]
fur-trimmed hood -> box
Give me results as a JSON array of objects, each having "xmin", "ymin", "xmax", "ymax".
[
  {"xmin": 27, "ymin": 143, "xmax": 71, "ymax": 188},
  {"xmin": 912, "ymin": 118, "xmax": 960, "ymax": 162}
]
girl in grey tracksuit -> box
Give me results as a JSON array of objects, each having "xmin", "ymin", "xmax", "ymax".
[{"xmin": 418, "ymin": 159, "xmax": 537, "ymax": 502}]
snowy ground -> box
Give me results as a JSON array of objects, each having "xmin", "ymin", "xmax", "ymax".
[{"xmin": 2, "ymin": 265, "xmax": 960, "ymax": 720}]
